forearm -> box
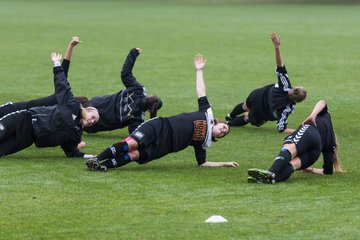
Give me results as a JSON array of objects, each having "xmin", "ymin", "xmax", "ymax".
[
  {"xmin": 196, "ymin": 69, "xmax": 206, "ymax": 98},
  {"xmin": 310, "ymin": 100, "xmax": 326, "ymax": 118},
  {"xmin": 304, "ymin": 167, "xmax": 324, "ymax": 175},
  {"xmin": 200, "ymin": 161, "xmax": 238, "ymax": 167},
  {"xmin": 274, "ymin": 47, "xmax": 283, "ymax": 67},
  {"xmin": 64, "ymin": 44, "xmax": 74, "ymax": 60},
  {"xmin": 121, "ymin": 49, "xmax": 138, "ymax": 77}
]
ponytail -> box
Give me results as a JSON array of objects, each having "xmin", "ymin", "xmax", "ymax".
[
  {"xmin": 145, "ymin": 96, "xmax": 163, "ymax": 118},
  {"xmin": 289, "ymin": 86, "xmax": 307, "ymax": 103}
]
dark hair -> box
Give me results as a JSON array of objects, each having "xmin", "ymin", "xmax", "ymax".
[
  {"xmin": 75, "ymin": 96, "xmax": 91, "ymax": 108},
  {"xmin": 146, "ymin": 96, "xmax": 163, "ymax": 118},
  {"xmin": 289, "ymin": 87, "xmax": 307, "ymax": 103},
  {"xmin": 212, "ymin": 119, "xmax": 231, "ymax": 142}
]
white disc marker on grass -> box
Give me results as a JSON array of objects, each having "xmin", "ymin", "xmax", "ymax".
[{"xmin": 205, "ymin": 215, "xmax": 228, "ymax": 223}]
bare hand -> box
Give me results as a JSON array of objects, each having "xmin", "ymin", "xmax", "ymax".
[
  {"xmin": 77, "ymin": 141, "xmax": 86, "ymax": 149},
  {"xmin": 302, "ymin": 115, "xmax": 317, "ymax": 126},
  {"xmin": 194, "ymin": 53, "xmax": 206, "ymax": 70},
  {"xmin": 51, "ymin": 52, "xmax": 62, "ymax": 62},
  {"xmin": 136, "ymin": 48, "xmax": 142, "ymax": 53},
  {"xmin": 303, "ymin": 167, "xmax": 313, "ymax": 173},
  {"xmin": 271, "ymin": 32, "xmax": 281, "ymax": 48},
  {"xmin": 225, "ymin": 162, "xmax": 239, "ymax": 167},
  {"xmin": 70, "ymin": 36, "xmax": 81, "ymax": 46}
]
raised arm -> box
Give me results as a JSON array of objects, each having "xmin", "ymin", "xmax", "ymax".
[
  {"xmin": 51, "ymin": 52, "xmax": 74, "ymax": 106},
  {"xmin": 271, "ymin": 32, "xmax": 283, "ymax": 67},
  {"xmin": 64, "ymin": 36, "xmax": 81, "ymax": 61},
  {"xmin": 302, "ymin": 100, "xmax": 326, "ymax": 126},
  {"xmin": 121, "ymin": 48, "xmax": 142, "ymax": 88},
  {"xmin": 194, "ymin": 53, "xmax": 206, "ymax": 98},
  {"xmin": 61, "ymin": 36, "xmax": 81, "ymax": 78}
]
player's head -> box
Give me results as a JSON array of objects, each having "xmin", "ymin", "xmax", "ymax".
[
  {"xmin": 145, "ymin": 96, "xmax": 163, "ymax": 118},
  {"xmin": 289, "ymin": 86, "xmax": 307, "ymax": 103},
  {"xmin": 81, "ymin": 106, "xmax": 99, "ymax": 127},
  {"xmin": 212, "ymin": 119, "xmax": 230, "ymax": 139},
  {"xmin": 76, "ymin": 96, "xmax": 90, "ymax": 108}
]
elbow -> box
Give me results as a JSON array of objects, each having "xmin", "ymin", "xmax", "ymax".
[
  {"xmin": 199, "ymin": 161, "xmax": 208, "ymax": 167},
  {"xmin": 277, "ymin": 126, "xmax": 285, "ymax": 133},
  {"xmin": 121, "ymin": 72, "xmax": 129, "ymax": 80},
  {"xmin": 318, "ymin": 100, "xmax": 326, "ymax": 106}
]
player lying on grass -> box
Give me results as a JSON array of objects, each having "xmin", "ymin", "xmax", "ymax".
[
  {"xmin": 86, "ymin": 53, "xmax": 239, "ymax": 171},
  {"xmin": 247, "ymin": 100, "xmax": 344, "ymax": 184},
  {"xmin": 0, "ymin": 37, "xmax": 162, "ymax": 149},
  {"xmin": 226, "ymin": 32, "xmax": 307, "ymax": 133},
  {"xmin": 0, "ymin": 52, "xmax": 99, "ymax": 158}
]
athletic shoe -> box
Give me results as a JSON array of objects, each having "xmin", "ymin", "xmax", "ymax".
[
  {"xmin": 225, "ymin": 114, "xmax": 233, "ymax": 122},
  {"xmin": 247, "ymin": 176, "xmax": 262, "ymax": 184},
  {"xmin": 86, "ymin": 158, "xmax": 107, "ymax": 172},
  {"xmin": 247, "ymin": 168, "xmax": 275, "ymax": 184}
]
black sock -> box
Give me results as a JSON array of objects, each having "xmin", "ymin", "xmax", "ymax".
[
  {"xmin": 100, "ymin": 154, "xmax": 131, "ymax": 169},
  {"xmin": 229, "ymin": 102, "xmax": 245, "ymax": 117},
  {"xmin": 228, "ymin": 115, "xmax": 249, "ymax": 126},
  {"xmin": 269, "ymin": 148, "xmax": 292, "ymax": 174},
  {"xmin": 97, "ymin": 141, "xmax": 129, "ymax": 161},
  {"xmin": 274, "ymin": 163, "xmax": 294, "ymax": 182}
]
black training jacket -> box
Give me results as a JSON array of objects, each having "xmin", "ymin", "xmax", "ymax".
[
  {"xmin": 28, "ymin": 66, "xmax": 83, "ymax": 156},
  {"xmin": 85, "ymin": 48, "xmax": 146, "ymax": 134}
]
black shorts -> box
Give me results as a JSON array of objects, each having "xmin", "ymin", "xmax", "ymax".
[
  {"xmin": 248, "ymin": 110, "xmax": 267, "ymax": 127},
  {"xmin": 0, "ymin": 110, "xmax": 34, "ymax": 157},
  {"xmin": 131, "ymin": 117, "xmax": 173, "ymax": 164},
  {"xmin": 283, "ymin": 124, "xmax": 322, "ymax": 169},
  {"xmin": 246, "ymin": 89, "xmax": 269, "ymax": 127}
]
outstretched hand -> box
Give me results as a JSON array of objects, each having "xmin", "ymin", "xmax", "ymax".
[
  {"xmin": 70, "ymin": 36, "xmax": 81, "ymax": 46},
  {"xmin": 271, "ymin": 32, "xmax": 281, "ymax": 48},
  {"xmin": 224, "ymin": 162, "xmax": 239, "ymax": 167},
  {"xmin": 136, "ymin": 48, "xmax": 142, "ymax": 53},
  {"xmin": 51, "ymin": 52, "xmax": 62, "ymax": 63},
  {"xmin": 194, "ymin": 53, "xmax": 206, "ymax": 70}
]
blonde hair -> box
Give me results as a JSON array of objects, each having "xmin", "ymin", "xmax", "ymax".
[
  {"xmin": 333, "ymin": 136, "xmax": 344, "ymax": 173},
  {"xmin": 289, "ymin": 86, "xmax": 307, "ymax": 103},
  {"xmin": 81, "ymin": 106, "xmax": 100, "ymax": 122}
]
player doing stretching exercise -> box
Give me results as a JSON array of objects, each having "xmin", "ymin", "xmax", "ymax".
[{"xmin": 86, "ymin": 54, "xmax": 239, "ymax": 171}]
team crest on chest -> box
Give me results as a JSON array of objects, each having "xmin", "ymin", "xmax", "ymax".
[{"xmin": 193, "ymin": 120, "xmax": 207, "ymax": 141}]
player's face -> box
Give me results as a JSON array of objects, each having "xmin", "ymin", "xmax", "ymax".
[
  {"xmin": 82, "ymin": 111, "xmax": 99, "ymax": 127},
  {"xmin": 212, "ymin": 122, "xmax": 229, "ymax": 138}
]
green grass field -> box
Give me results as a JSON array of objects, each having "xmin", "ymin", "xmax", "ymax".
[{"xmin": 1, "ymin": 0, "xmax": 360, "ymax": 239}]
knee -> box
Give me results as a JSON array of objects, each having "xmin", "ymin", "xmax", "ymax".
[
  {"xmin": 244, "ymin": 112, "xmax": 249, "ymax": 121},
  {"xmin": 124, "ymin": 137, "xmax": 139, "ymax": 151},
  {"xmin": 128, "ymin": 150, "xmax": 139, "ymax": 161},
  {"xmin": 243, "ymin": 103, "xmax": 250, "ymax": 111}
]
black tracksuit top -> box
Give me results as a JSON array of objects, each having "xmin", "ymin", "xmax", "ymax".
[
  {"xmin": 253, "ymin": 66, "xmax": 296, "ymax": 132},
  {"xmin": 28, "ymin": 66, "xmax": 83, "ymax": 154},
  {"xmin": 84, "ymin": 48, "xmax": 146, "ymax": 134}
]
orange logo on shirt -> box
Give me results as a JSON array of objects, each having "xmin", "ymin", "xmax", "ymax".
[{"xmin": 193, "ymin": 120, "xmax": 207, "ymax": 141}]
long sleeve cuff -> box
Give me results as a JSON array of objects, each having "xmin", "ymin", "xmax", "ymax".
[{"xmin": 54, "ymin": 61, "xmax": 61, "ymax": 67}]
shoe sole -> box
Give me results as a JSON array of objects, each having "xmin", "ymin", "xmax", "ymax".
[
  {"xmin": 248, "ymin": 168, "xmax": 275, "ymax": 184},
  {"xmin": 86, "ymin": 160, "xmax": 100, "ymax": 171},
  {"xmin": 247, "ymin": 177, "xmax": 261, "ymax": 184}
]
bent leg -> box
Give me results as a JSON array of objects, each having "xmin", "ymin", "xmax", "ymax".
[{"xmin": 269, "ymin": 143, "xmax": 296, "ymax": 175}]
